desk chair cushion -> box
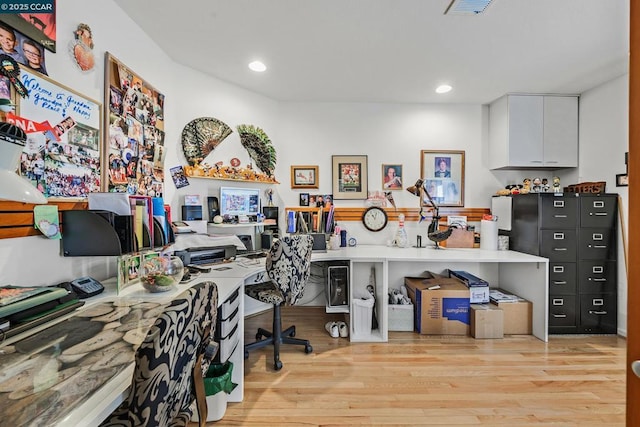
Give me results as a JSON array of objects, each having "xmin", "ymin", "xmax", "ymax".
[
  {"xmin": 101, "ymin": 281, "xmax": 218, "ymax": 427},
  {"xmin": 245, "ymin": 235, "xmax": 314, "ymax": 306}
]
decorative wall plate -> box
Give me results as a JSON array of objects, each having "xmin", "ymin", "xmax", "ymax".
[{"xmin": 181, "ymin": 117, "xmax": 233, "ymax": 166}]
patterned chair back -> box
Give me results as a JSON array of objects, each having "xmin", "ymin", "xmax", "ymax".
[
  {"xmin": 266, "ymin": 234, "xmax": 314, "ymax": 306},
  {"xmin": 101, "ymin": 281, "xmax": 218, "ymax": 427}
]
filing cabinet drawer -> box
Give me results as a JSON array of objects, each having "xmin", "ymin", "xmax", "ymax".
[
  {"xmin": 218, "ymin": 306, "xmax": 240, "ymax": 338},
  {"xmin": 578, "ymin": 260, "xmax": 617, "ymax": 294},
  {"xmin": 540, "ymin": 230, "xmax": 577, "ymax": 262},
  {"xmin": 580, "ymin": 196, "xmax": 617, "ymax": 229},
  {"xmin": 549, "ymin": 262, "xmax": 576, "ymax": 295},
  {"xmin": 541, "ymin": 195, "xmax": 578, "ymax": 229},
  {"xmin": 579, "ymin": 294, "xmax": 617, "ymax": 333},
  {"xmin": 217, "ymin": 322, "xmax": 240, "ymax": 362},
  {"xmin": 548, "ymin": 295, "xmax": 577, "ymax": 327},
  {"xmin": 578, "ymin": 228, "xmax": 616, "ymax": 260},
  {"xmin": 220, "ymin": 288, "xmax": 240, "ymax": 320}
]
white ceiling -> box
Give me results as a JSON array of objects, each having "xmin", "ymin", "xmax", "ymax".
[{"xmin": 114, "ymin": 0, "xmax": 629, "ymax": 104}]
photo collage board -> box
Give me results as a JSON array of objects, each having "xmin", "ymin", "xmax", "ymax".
[{"xmin": 105, "ymin": 53, "xmax": 166, "ymax": 197}]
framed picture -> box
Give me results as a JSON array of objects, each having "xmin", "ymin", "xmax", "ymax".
[
  {"xmin": 616, "ymin": 174, "xmax": 628, "ymax": 187},
  {"xmin": 332, "ymin": 155, "xmax": 368, "ymax": 200},
  {"xmin": 15, "ymin": 68, "xmax": 103, "ymax": 199},
  {"xmin": 420, "ymin": 150, "xmax": 465, "ymax": 207},
  {"xmin": 382, "ymin": 164, "xmax": 403, "ymax": 190},
  {"xmin": 291, "ymin": 165, "xmax": 319, "ymax": 189},
  {"xmin": 299, "ymin": 193, "xmax": 310, "ymax": 206}
]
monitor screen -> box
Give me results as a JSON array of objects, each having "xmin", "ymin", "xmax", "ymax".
[{"xmin": 219, "ymin": 187, "xmax": 261, "ymax": 218}]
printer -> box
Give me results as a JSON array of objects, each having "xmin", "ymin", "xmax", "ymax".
[{"xmin": 174, "ymin": 245, "xmax": 237, "ymax": 266}]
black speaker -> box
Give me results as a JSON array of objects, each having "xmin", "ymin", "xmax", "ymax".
[
  {"xmin": 260, "ymin": 231, "xmax": 273, "ymax": 250},
  {"xmin": 237, "ymin": 234, "xmax": 253, "ymax": 251},
  {"xmin": 207, "ymin": 196, "xmax": 219, "ymax": 221},
  {"xmin": 181, "ymin": 205, "xmax": 203, "ymax": 221}
]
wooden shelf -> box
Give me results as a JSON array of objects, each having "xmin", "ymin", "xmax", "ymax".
[
  {"xmin": 284, "ymin": 206, "xmax": 490, "ymax": 223},
  {"xmin": 0, "ymin": 200, "xmax": 88, "ymax": 239},
  {"xmin": 184, "ymin": 165, "xmax": 279, "ymax": 184}
]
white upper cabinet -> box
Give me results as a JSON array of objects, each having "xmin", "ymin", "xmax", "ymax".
[{"xmin": 489, "ymin": 94, "xmax": 578, "ymax": 169}]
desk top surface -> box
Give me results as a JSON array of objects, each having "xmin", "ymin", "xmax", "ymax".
[{"xmin": 0, "ymin": 246, "xmax": 546, "ymax": 426}]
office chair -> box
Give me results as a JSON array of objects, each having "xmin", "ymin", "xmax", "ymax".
[
  {"xmin": 100, "ymin": 281, "xmax": 218, "ymax": 427},
  {"xmin": 244, "ymin": 234, "xmax": 314, "ymax": 370}
]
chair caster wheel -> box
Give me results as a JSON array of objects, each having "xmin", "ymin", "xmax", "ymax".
[
  {"xmin": 274, "ymin": 361, "xmax": 283, "ymax": 371},
  {"xmin": 244, "ymin": 351, "xmax": 249, "ymax": 359},
  {"xmin": 305, "ymin": 344, "xmax": 313, "ymax": 354},
  {"xmin": 255, "ymin": 333, "xmax": 262, "ymax": 340},
  {"xmin": 290, "ymin": 326, "xmax": 296, "ymax": 337}
]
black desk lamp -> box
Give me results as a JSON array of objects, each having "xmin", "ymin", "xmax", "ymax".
[{"xmin": 406, "ymin": 179, "xmax": 451, "ymax": 249}]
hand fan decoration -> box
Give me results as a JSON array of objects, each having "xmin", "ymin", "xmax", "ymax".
[
  {"xmin": 180, "ymin": 117, "xmax": 233, "ymax": 166},
  {"xmin": 0, "ymin": 54, "xmax": 28, "ymax": 98},
  {"xmin": 236, "ymin": 124, "xmax": 277, "ymax": 177}
]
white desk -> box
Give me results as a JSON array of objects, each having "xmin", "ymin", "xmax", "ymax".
[{"xmin": 0, "ymin": 246, "xmax": 547, "ymax": 426}]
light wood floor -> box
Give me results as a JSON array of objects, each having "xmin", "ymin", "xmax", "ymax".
[{"xmin": 216, "ymin": 307, "xmax": 626, "ymax": 426}]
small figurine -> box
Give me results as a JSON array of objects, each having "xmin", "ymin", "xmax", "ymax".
[
  {"xmin": 541, "ymin": 178, "xmax": 550, "ymax": 192},
  {"xmin": 532, "ymin": 177, "xmax": 542, "ymax": 193},
  {"xmin": 552, "ymin": 176, "xmax": 561, "ymax": 193},
  {"xmin": 521, "ymin": 178, "xmax": 531, "ymax": 194}
]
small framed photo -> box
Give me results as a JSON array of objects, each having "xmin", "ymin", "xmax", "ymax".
[
  {"xmin": 616, "ymin": 174, "xmax": 628, "ymax": 187},
  {"xmin": 291, "ymin": 165, "xmax": 319, "ymax": 189},
  {"xmin": 332, "ymin": 155, "xmax": 368, "ymax": 200},
  {"xmin": 420, "ymin": 150, "xmax": 465, "ymax": 207},
  {"xmin": 299, "ymin": 193, "xmax": 310, "ymax": 206},
  {"xmin": 382, "ymin": 164, "xmax": 403, "ymax": 190}
]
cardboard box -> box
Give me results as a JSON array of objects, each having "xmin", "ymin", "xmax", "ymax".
[
  {"xmin": 404, "ymin": 274, "xmax": 470, "ymax": 335},
  {"xmin": 470, "ymin": 304, "xmax": 504, "ymax": 339},
  {"xmin": 449, "ymin": 270, "xmax": 490, "ymax": 303},
  {"xmin": 388, "ymin": 304, "xmax": 414, "ymax": 331},
  {"xmin": 490, "ymin": 288, "xmax": 532, "ymax": 335}
]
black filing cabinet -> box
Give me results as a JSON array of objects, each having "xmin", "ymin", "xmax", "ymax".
[{"xmin": 509, "ymin": 193, "xmax": 617, "ymax": 334}]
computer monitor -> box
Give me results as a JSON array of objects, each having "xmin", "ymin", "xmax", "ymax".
[{"xmin": 219, "ymin": 187, "xmax": 261, "ymax": 218}]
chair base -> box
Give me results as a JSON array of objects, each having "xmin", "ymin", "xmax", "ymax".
[{"xmin": 244, "ymin": 304, "xmax": 313, "ymax": 370}]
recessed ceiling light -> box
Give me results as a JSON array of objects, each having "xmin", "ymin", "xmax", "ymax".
[
  {"xmin": 248, "ymin": 61, "xmax": 266, "ymax": 72},
  {"xmin": 435, "ymin": 84, "xmax": 453, "ymax": 94}
]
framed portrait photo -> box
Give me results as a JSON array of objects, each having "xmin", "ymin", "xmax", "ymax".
[
  {"xmin": 299, "ymin": 192, "xmax": 310, "ymax": 206},
  {"xmin": 382, "ymin": 164, "xmax": 403, "ymax": 190},
  {"xmin": 291, "ymin": 165, "xmax": 319, "ymax": 189},
  {"xmin": 332, "ymin": 155, "xmax": 368, "ymax": 200},
  {"xmin": 420, "ymin": 150, "xmax": 465, "ymax": 207}
]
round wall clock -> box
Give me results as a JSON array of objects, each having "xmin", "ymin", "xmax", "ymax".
[{"xmin": 362, "ymin": 206, "xmax": 388, "ymax": 232}]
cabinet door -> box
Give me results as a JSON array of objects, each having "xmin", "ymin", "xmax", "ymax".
[
  {"xmin": 549, "ymin": 295, "xmax": 577, "ymax": 327},
  {"xmin": 579, "ymin": 294, "xmax": 617, "ymax": 333},
  {"xmin": 543, "ymin": 96, "xmax": 578, "ymax": 167},
  {"xmin": 578, "ymin": 260, "xmax": 617, "ymax": 294},
  {"xmin": 580, "ymin": 195, "xmax": 617, "ymax": 228},
  {"xmin": 540, "ymin": 229, "xmax": 577, "ymax": 262},
  {"xmin": 578, "ymin": 228, "xmax": 616, "ymax": 260},
  {"xmin": 508, "ymin": 95, "xmax": 544, "ymax": 166},
  {"xmin": 549, "ymin": 262, "xmax": 577, "ymax": 295}
]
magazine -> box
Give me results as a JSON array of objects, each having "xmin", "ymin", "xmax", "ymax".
[{"xmin": 0, "ymin": 286, "xmax": 50, "ymax": 307}]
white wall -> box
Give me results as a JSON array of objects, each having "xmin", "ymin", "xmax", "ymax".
[
  {"xmin": 0, "ymin": 1, "xmax": 630, "ymax": 337},
  {"xmin": 578, "ymin": 74, "xmax": 629, "ymax": 336}
]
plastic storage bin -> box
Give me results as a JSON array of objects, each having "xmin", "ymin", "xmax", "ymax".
[
  {"xmin": 388, "ymin": 304, "xmax": 414, "ymax": 331},
  {"xmin": 352, "ymin": 297, "xmax": 374, "ymax": 335}
]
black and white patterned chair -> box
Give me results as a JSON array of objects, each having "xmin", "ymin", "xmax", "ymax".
[
  {"xmin": 100, "ymin": 281, "xmax": 218, "ymax": 427},
  {"xmin": 244, "ymin": 234, "xmax": 314, "ymax": 370}
]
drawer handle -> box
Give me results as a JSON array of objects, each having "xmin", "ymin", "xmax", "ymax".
[
  {"xmin": 593, "ymin": 266, "xmax": 604, "ymax": 273},
  {"xmin": 594, "ymin": 212, "xmax": 608, "ymax": 216},
  {"xmin": 554, "ymin": 248, "xmax": 568, "ymax": 251},
  {"xmin": 554, "ymin": 233, "xmax": 565, "ymax": 240},
  {"xmin": 552, "ymin": 299, "xmax": 564, "ymax": 305},
  {"xmin": 592, "ymin": 245, "xmax": 607, "ymax": 249},
  {"xmin": 554, "ymin": 215, "xmax": 567, "ymax": 218},
  {"xmin": 593, "ymin": 201, "xmax": 605, "ymax": 208},
  {"xmin": 553, "ymin": 266, "xmax": 565, "ymax": 273},
  {"xmin": 553, "ymin": 281, "xmax": 567, "ymax": 285},
  {"xmin": 592, "ymin": 278, "xmax": 607, "ymax": 282},
  {"xmin": 553, "ymin": 314, "xmax": 567, "ymax": 318},
  {"xmin": 589, "ymin": 310, "xmax": 607, "ymax": 315},
  {"xmin": 554, "ymin": 201, "xmax": 565, "ymax": 208}
]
